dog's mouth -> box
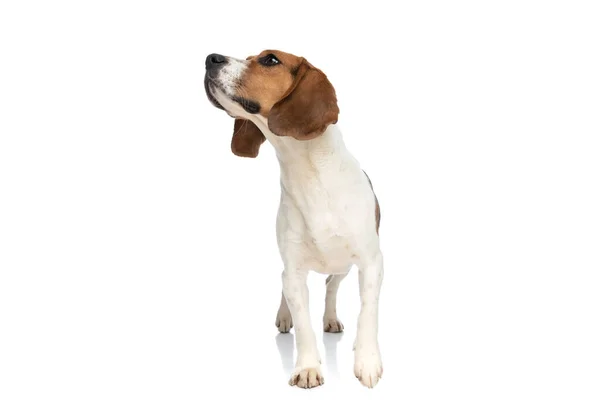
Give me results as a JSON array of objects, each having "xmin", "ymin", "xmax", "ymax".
[
  {"xmin": 204, "ymin": 75, "xmax": 224, "ymax": 110},
  {"xmin": 204, "ymin": 75, "xmax": 261, "ymax": 116}
]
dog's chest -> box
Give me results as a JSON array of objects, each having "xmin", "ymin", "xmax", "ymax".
[{"xmin": 283, "ymin": 170, "xmax": 364, "ymax": 273}]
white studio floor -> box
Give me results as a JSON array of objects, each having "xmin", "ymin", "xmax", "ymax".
[{"xmin": 2, "ymin": 257, "xmax": 597, "ymax": 399}]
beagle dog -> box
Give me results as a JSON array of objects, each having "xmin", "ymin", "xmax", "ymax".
[{"xmin": 204, "ymin": 50, "xmax": 384, "ymax": 389}]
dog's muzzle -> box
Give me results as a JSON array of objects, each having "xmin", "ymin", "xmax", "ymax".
[{"xmin": 204, "ymin": 53, "xmax": 227, "ymax": 109}]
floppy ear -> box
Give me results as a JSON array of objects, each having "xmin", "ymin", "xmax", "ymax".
[
  {"xmin": 231, "ymin": 118, "xmax": 266, "ymax": 158},
  {"xmin": 268, "ymin": 60, "xmax": 339, "ymax": 140}
]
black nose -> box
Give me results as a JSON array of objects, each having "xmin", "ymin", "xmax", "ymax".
[{"xmin": 206, "ymin": 53, "xmax": 227, "ymax": 69}]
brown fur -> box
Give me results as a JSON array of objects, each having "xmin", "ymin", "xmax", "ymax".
[
  {"xmin": 364, "ymin": 171, "xmax": 381, "ymax": 235},
  {"xmin": 230, "ymin": 50, "xmax": 339, "ymax": 156},
  {"xmin": 241, "ymin": 50, "xmax": 302, "ymax": 118},
  {"xmin": 231, "ymin": 118, "xmax": 266, "ymax": 158},
  {"xmin": 268, "ymin": 60, "xmax": 339, "ymax": 140},
  {"xmin": 375, "ymin": 196, "xmax": 381, "ymax": 234}
]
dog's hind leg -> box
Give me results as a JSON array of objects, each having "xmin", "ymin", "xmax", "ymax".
[
  {"xmin": 323, "ymin": 272, "xmax": 348, "ymax": 333},
  {"xmin": 275, "ymin": 291, "xmax": 293, "ymax": 333}
]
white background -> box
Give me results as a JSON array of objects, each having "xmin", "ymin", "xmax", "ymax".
[{"xmin": 1, "ymin": 1, "xmax": 599, "ymax": 399}]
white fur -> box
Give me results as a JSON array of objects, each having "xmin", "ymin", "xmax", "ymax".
[
  {"xmin": 218, "ymin": 58, "xmax": 246, "ymax": 96},
  {"xmin": 211, "ymin": 62, "xmax": 384, "ymax": 389}
]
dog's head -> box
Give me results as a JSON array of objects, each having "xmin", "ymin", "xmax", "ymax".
[{"xmin": 204, "ymin": 50, "xmax": 339, "ymax": 157}]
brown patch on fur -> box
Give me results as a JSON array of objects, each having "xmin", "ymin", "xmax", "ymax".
[
  {"xmin": 364, "ymin": 171, "xmax": 381, "ymax": 235},
  {"xmin": 375, "ymin": 196, "xmax": 381, "ymax": 234},
  {"xmin": 268, "ymin": 60, "xmax": 339, "ymax": 140},
  {"xmin": 238, "ymin": 50, "xmax": 339, "ymax": 140},
  {"xmin": 240, "ymin": 50, "xmax": 303, "ymax": 118},
  {"xmin": 231, "ymin": 118, "xmax": 265, "ymax": 158},
  {"xmin": 228, "ymin": 50, "xmax": 340, "ymax": 157}
]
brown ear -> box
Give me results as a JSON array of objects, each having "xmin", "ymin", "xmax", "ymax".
[
  {"xmin": 268, "ymin": 59, "xmax": 339, "ymax": 140},
  {"xmin": 231, "ymin": 118, "xmax": 266, "ymax": 158}
]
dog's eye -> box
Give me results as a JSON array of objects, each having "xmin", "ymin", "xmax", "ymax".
[{"xmin": 258, "ymin": 54, "xmax": 280, "ymax": 66}]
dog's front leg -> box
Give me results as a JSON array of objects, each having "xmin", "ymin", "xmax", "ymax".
[
  {"xmin": 282, "ymin": 268, "xmax": 324, "ymax": 388},
  {"xmin": 354, "ymin": 251, "xmax": 384, "ymax": 388}
]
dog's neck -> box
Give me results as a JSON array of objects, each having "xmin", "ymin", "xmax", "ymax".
[{"xmin": 252, "ymin": 116, "xmax": 352, "ymax": 172}]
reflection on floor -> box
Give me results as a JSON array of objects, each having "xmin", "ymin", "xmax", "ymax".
[{"xmin": 275, "ymin": 331, "xmax": 345, "ymax": 379}]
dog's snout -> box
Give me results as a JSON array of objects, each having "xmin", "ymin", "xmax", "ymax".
[{"xmin": 206, "ymin": 53, "xmax": 227, "ymax": 69}]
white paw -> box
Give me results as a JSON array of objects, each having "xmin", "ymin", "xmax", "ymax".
[
  {"xmin": 289, "ymin": 366, "xmax": 324, "ymax": 388},
  {"xmin": 354, "ymin": 349, "xmax": 383, "ymax": 388},
  {"xmin": 275, "ymin": 312, "xmax": 293, "ymax": 333},
  {"xmin": 323, "ymin": 316, "xmax": 344, "ymax": 333}
]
